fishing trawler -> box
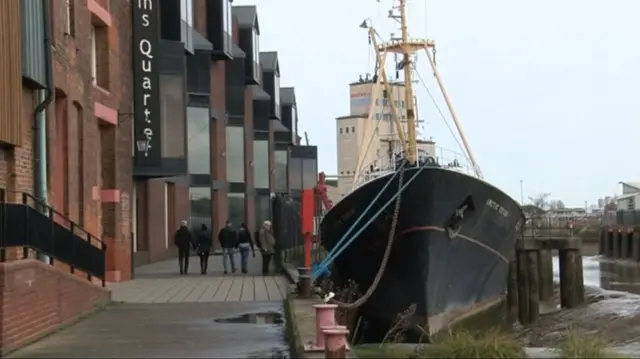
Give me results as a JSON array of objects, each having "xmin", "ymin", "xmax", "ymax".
[{"xmin": 319, "ymin": 0, "xmax": 525, "ymax": 341}]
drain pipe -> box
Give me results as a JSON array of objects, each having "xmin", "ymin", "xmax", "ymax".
[{"xmin": 33, "ymin": 0, "xmax": 54, "ymax": 264}]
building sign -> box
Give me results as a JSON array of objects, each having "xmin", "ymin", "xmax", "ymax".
[{"xmin": 132, "ymin": 0, "xmax": 161, "ymax": 167}]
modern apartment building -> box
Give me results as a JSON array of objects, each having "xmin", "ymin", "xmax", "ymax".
[{"xmin": 334, "ymin": 76, "xmax": 409, "ymax": 197}]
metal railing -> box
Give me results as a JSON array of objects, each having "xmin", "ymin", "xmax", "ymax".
[{"xmin": 0, "ymin": 188, "xmax": 107, "ymax": 286}]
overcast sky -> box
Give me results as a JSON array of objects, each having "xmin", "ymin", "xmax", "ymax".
[{"xmin": 234, "ymin": 0, "xmax": 640, "ymax": 207}]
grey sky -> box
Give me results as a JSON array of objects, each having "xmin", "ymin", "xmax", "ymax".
[{"xmin": 234, "ymin": 0, "xmax": 640, "ymax": 207}]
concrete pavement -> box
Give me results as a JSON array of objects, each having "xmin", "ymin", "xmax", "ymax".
[{"xmin": 7, "ymin": 253, "xmax": 293, "ymax": 358}]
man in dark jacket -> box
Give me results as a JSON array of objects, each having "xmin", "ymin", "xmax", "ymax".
[
  {"xmin": 218, "ymin": 220, "xmax": 237, "ymax": 274},
  {"xmin": 196, "ymin": 224, "xmax": 212, "ymax": 275},
  {"xmin": 174, "ymin": 220, "xmax": 194, "ymax": 275}
]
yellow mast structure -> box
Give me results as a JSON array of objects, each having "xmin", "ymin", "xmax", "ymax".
[{"xmin": 360, "ymin": 0, "xmax": 483, "ymax": 177}]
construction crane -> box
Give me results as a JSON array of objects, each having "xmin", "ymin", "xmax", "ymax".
[{"xmin": 304, "ymin": 132, "xmax": 310, "ymax": 145}]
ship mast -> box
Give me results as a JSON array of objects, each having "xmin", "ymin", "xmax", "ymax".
[{"xmin": 397, "ymin": 0, "xmax": 417, "ymax": 164}]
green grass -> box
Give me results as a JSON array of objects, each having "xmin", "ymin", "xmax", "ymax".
[
  {"xmin": 558, "ymin": 331, "xmax": 628, "ymax": 358},
  {"xmin": 355, "ymin": 330, "xmax": 525, "ymax": 358}
]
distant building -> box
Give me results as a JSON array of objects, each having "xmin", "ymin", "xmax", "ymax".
[{"xmin": 617, "ymin": 181, "xmax": 640, "ymax": 211}]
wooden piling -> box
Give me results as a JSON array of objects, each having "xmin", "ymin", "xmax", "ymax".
[
  {"xmin": 506, "ymin": 261, "xmax": 518, "ymax": 323},
  {"xmin": 599, "ymin": 228, "xmax": 605, "ymax": 255},
  {"xmin": 621, "ymin": 232, "xmax": 631, "ymax": 259},
  {"xmin": 613, "ymin": 232, "xmax": 622, "ymax": 259},
  {"xmin": 559, "ymin": 249, "xmax": 579, "ymax": 308},
  {"xmin": 633, "ymin": 232, "xmax": 640, "ymax": 262},
  {"xmin": 537, "ymin": 249, "xmax": 554, "ymax": 301},
  {"xmin": 605, "ymin": 230, "xmax": 613, "ymax": 257},
  {"xmin": 516, "ymin": 250, "xmax": 530, "ymax": 325},
  {"xmin": 526, "ymin": 250, "xmax": 539, "ymax": 323}
]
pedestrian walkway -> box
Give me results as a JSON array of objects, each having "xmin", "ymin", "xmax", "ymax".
[{"xmin": 110, "ymin": 253, "xmax": 291, "ymax": 303}]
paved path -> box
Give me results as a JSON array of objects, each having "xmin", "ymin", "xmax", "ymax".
[
  {"xmin": 8, "ymin": 302, "xmax": 289, "ymax": 358},
  {"xmin": 110, "ymin": 254, "xmax": 291, "ymax": 303}
]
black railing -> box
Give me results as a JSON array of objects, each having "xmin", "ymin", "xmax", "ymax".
[
  {"xmin": 272, "ymin": 194, "xmax": 326, "ymax": 269},
  {"xmin": 0, "ymin": 188, "xmax": 106, "ymax": 286}
]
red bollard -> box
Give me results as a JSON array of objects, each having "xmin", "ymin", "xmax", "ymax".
[
  {"xmin": 304, "ymin": 303, "xmax": 337, "ymax": 352},
  {"xmin": 323, "ymin": 327, "xmax": 349, "ymax": 359}
]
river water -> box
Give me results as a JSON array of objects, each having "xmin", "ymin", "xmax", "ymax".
[{"xmin": 521, "ymin": 255, "xmax": 640, "ymax": 357}]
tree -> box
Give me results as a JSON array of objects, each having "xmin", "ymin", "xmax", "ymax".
[
  {"xmin": 529, "ymin": 193, "xmax": 551, "ymax": 210},
  {"xmin": 548, "ymin": 199, "xmax": 566, "ymax": 210}
]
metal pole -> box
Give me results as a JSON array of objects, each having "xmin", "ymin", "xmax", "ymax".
[{"xmin": 520, "ymin": 180, "xmax": 524, "ymax": 204}]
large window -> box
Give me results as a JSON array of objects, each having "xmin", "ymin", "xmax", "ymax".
[
  {"xmin": 227, "ymin": 192, "xmax": 245, "ymax": 227},
  {"xmin": 253, "ymin": 140, "xmax": 269, "ymax": 188},
  {"xmin": 160, "ymin": 74, "xmax": 186, "ymax": 157},
  {"xmin": 255, "ymin": 194, "xmax": 271, "ymax": 226},
  {"xmin": 274, "ymin": 150, "xmax": 288, "ymax": 192},
  {"xmin": 252, "ymin": 29, "xmax": 259, "ymax": 64},
  {"xmin": 187, "ymin": 107, "xmax": 210, "ymax": 174},
  {"xmin": 273, "ymin": 75, "xmax": 280, "ymax": 118},
  {"xmin": 222, "ymin": 0, "xmax": 232, "ymax": 34},
  {"xmin": 225, "ymin": 126, "xmax": 245, "ymax": 182},
  {"xmin": 289, "ymin": 157, "xmax": 302, "ymax": 190},
  {"xmin": 189, "ymin": 187, "xmax": 211, "ymax": 230},
  {"xmin": 302, "ymin": 158, "xmax": 318, "ymax": 189}
]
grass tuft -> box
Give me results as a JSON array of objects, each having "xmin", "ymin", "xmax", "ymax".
[
  {"xmin": 422, "ymin": 329, "xmax": 525, "ymax": 358},
  {"xmin": 558, "ymin": 331, "xmax": 628, "ymax": 358}
]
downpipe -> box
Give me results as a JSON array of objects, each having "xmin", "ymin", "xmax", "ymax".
[{"xmin": 33, "ymin": 0, "xmax": 54, "ymax": 264}]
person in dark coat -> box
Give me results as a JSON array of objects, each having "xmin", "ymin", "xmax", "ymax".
[
  {"xmin": 174, "ymin": 220, "xmax": 194, "ymax": 275},
  {"xmin": 237, "ymin": 223, "xmax": 255, "ymax": 274},
  {"xmin": 218, "ymin": 220, "xmax": 237, "ymax": 274},
  {"xmin": 196, "ymin": 223, "xmax": 212, "ymax": 275},
  {"xmin": 257, "ymin": 220, "xmax": 276, "ymax": 275}
]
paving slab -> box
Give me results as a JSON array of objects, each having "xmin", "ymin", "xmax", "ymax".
[
  {"xmin": 109, "ymin": 254, "xmax": 291, "ymax": 303},
  {"xmin": 8, "ymin": 302, "xmax": 289, "ymax": 358}
]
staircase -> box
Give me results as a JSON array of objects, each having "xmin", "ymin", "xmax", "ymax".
[{"xmin": 0, "ymin": 188, "xmax": 106, "ymax": 286}]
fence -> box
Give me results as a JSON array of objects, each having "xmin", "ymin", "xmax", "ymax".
[{"xmin": 272, "ymin": 193, "xmax": 326, "ymax": 269}]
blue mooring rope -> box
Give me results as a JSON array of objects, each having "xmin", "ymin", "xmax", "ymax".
[
  {"xmin": 311, "ymin": 164, "xmax": 405, "ymax": 278},
  {"xmin": 311, "ymin": 165, "xmax": 427, "ymax": 281}
]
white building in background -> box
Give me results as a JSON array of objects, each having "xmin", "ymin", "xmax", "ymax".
[
  {"xmin": 617, "ymin": 181, "xmax": 640, "ymax": 211},
  {"xmin": 335, "ymin": 76, "xmax": 408, "ymax": 197}
]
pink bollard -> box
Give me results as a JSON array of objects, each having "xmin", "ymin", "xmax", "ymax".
[
  {"xmin": 323, "ymin": 327, "xmax": 349, "ymax": 359},
  {"xmin": 313, "ymin": 304, "xmax": 337, "ymax": 349}
]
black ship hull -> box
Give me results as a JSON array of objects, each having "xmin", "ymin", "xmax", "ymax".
[{"xmin": 319, "ymin": 166, "xmax": 524, "ymax": 340}]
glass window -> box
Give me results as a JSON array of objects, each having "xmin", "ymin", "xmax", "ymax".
[
  {"xmin": 253, "ymin": 140, "xmax": 269, "ymax": 188},
  {"xmin": 227, "ymin": 192, "xmax": 245, "ymax": 226},
  {"xmin": 187, "ymin": 107, "xmax": 210, "ymax": 174},
  {"xmin": 160, "ymin": 74, "xmax": 186, "ymax": 157},
  {"xmin": 346, "ymin": 127, "xmax": 349, "ymax": 134},
  {"xmin": 252, "ymin": 29, "xmax": 259, "ymax": 64},
  {"xmin": 302, "ymin": 158, "xmax": 317, "ymax": 189},
  {"xmin": 274, "ymin": 150, "xmax": 288, "ymax": 192},
  {"xmin": 255, "ymin": 194, "xmax": 271, "ymax": 226},
  {"xmin": 273, "ymin": 75, "xmax": 280, "ymax": 118},
  {"xmin": 223, "ymin": 0, "xmax": 232, "ymax": 33},
  {"xmin": 288, "ymin": 157, "xmax": 302, "ymax": 190},
  {"xmin": 189, "ymin": 187, "xmax": 211, "ymax": 231},
  {"xmin": 340, "ymin": 128, "xmax": 343, "ymax": 134},
  {"xmin": 225, "ymin": 126, "xmax": 245, "ymax": 182}
]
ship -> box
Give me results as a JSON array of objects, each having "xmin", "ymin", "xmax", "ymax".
[{"xmin": 317, "ymin": 0, "xmax": 525, "ymax": 342}]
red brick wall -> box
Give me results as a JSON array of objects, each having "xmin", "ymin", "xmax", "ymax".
[
  {"xmin": 49, "ymin": 0, "xmax": 133, "ymax": 279},
  {"xmin": 133, "ymin": 179, "xmax": 189, "ymax": 266},
  {"xmin": 0, "ymin": 260, "xmax": 110, "ymax": 355}
]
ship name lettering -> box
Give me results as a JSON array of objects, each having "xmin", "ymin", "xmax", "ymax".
[{"xmin": 486, "ymin": 199, "xmax": 509, "ymax": 217}]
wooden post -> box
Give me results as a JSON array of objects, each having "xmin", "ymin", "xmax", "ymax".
[
  {"xmin": 621, "ymin": 232, "xmax": 630, "ymax": 259},
  {"xmin": 559, "ymin": 249, "xmax": 579, "ymax": 308},
  {"xmin": 599, "ymin": 228, "xmax": 605, "ymax": 255},
  {"xmin": 613, "ymin": 232, "xmax": 621, "ymax": 259},
  {"xmin": 604, "ymin": 230, "xmax": 613, "ymax": 257},
  {"xmin": 506, "ymin": 260, "xmax": 518, "ymax": 323},
  {"xmin": 537, "ymin": 249, "xmax": 554, "ymax": 301},
  {"xmin": 526, "ymin": 250, "xmax": 540, "ymax": 323},
  {"xmin": 633, "ymin": 232, "xmax": 640, "ymax": 262},
  {"xmin": 574, "ymin": 248, "xmax": 585, "ymax": 305},
  {"xmin": 516, "ymin": 250, "xmax": 530, "ymax": 325}
]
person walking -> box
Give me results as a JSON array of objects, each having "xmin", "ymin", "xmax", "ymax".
[
  {"xmin": 237, "ymin": 223, "xmax": 255, "ymax": 274},
  {"xmin": 218, "ymin": 220, "xmax": 237, "ymax": 274},
  {"xmin": 196, "ymin": 224, "xmax": 212, "ymax": 275},
  {"xmin": 174, "ymin": 220, "xmax": 194, "ymax": 275},
  {"xmin": 257, "ymin": 220, "xmax": 276, "ymax": 275}
]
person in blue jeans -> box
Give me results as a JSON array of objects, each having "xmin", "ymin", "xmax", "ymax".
[
  {"xmin": 218, "ymin": 220, "xmax": 238, "ymax": 274},
  {"xmin": 237, "ymin": 223, "xmax": 255, "ymax": 274}
]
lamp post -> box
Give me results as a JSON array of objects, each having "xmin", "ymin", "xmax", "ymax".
[{"xmin": 520, "ymin": 180, "xmax": 524, "ymax": 204}]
